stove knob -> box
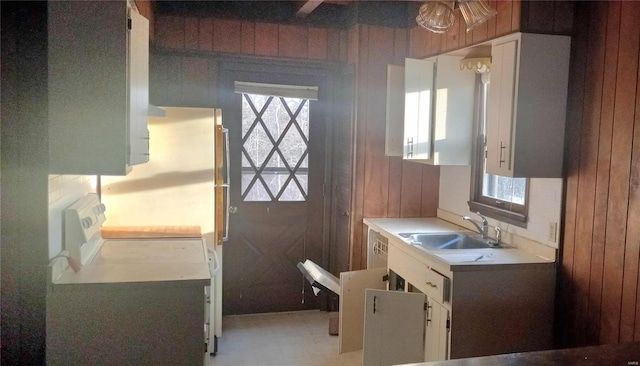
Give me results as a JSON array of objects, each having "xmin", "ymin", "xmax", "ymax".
[
  {"xmin": 99, "ymin": 204, "xmax": 106, "ymax": 213},
  {"xmin": 81, "ymin": 217, "xmax": 93, "ymax": 229}
]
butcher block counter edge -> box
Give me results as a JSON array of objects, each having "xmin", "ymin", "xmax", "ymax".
[{"xmin": 364, "ymin": 217, "xmax": 554, "ymax": 272}]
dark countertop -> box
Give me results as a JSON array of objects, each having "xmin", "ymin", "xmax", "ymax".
[{"xmin": 403, "ymin": 342, "xmax": 640, "ymax": 366}]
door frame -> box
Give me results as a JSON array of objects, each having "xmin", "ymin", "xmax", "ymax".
[{"xmin": 216, "ymin": 56, "xmax": 346, "ymax": 310}]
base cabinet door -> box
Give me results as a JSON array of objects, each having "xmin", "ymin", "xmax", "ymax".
[
  {"xmin": 424, "ymin": 297, "xmax": 449, "ymax": 362},
  {"xmin": 362, "ymin": 289, "xmax": 425, "ymax": 366}
]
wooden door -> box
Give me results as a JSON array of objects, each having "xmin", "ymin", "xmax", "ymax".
[
  {"xmin": 220, "ymin": 63, "xmax": 330, "ymax": 315},
  {"xmin": 362, "ymin": 289, "xmax": 425, "ymax": 366}
]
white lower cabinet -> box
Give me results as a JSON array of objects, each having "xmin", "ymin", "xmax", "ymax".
[{"xmin": 344, "ymin": 234, "xmax": 555, "ymax": 366}]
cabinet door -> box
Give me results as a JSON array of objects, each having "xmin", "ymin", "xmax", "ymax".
[
  {"xmin": 339, "ymin": 268, "xmax": 388, "ymax": 354},
  {"xmin": 431, "ymin": 55, "xmax": 475, "ymax": 165},
  {"xmin": 128, "ymin": 7, "xmax": 150, "ymax": 166},
  {"xmin": 486, "ymin": 40, "xmax": 517, "ymax": 176},
  {"xmin": 424, "ymin": 297, "xmax": 449, "ymax": 361},
  {"xmin": 386, "ymin": 65, "xmax": 404, "ymax": 157},
  {"xmin": 363, "ymin": 289, "xmax": 425, "ymax": 366},
  {"xmin": 404, "ymin": 58, "xmax": 434, "ymax": 162}
]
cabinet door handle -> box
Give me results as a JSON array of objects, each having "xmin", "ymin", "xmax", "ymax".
[
  {"xmin": 499, "ymin": 141, "xmax": 507, "ymax": 167},
  {"xmin": 373, "ymin": 296, "xmax": 377, "ymax": 314},
  {"xmin": 426, "ymin": 281, "xmax": 437, "ymax": 288},
  {"xmin": 426, "ymin": 303, "xmax": 432, "ymax": 324},
  {"xmin": 407, "ymin": 137, "xmax": 414, "ymax": 158}
]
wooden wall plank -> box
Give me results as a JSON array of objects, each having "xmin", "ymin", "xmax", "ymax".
[
  {"xmin": 387, "ymin": 157, "xmax": 402, "ymax": 218},
  {"xmin": 278, "ymin": 25, "xmax": 308, "ymax": 59},
  {"xmin": 198, "ymin": 18, "xmax": 213, "ymax": 51},
  {"xmin": 241, "ymin": 21, "xmax": 256, "ymax": 55},
  {"xmin": 587, "ymin": 0, "xmax": 617, "ymax": 346},
  {"xmin": 558, "ymin": 0, "xmax": 588, "ymax": 349},
  {"xmin": 156, "ymin": 15, "xmax": 184, "ymax": 49},
  {"xmin": 496, "ymin": 0, "xmax": 513, "ymax": 36},
  {"xmin": 362, "ymin": 26, "xmax": 393, "ymax": 219},
  {"xmin": 511, "ymin": 0, "xmax": 522, "ymax": 32},
  {"xmin": 420, "ymin": 165, "xmax": 439, "ymax": 217},
  {"xmin": 399, "ymin": 161, "xmax": 423, "ymax": 217},
  {"xmin": 486, "ymin": 0, "xmax": 497, "ymax": 39},
  {"xmin": 618, "ymin": 1, "xmax": 640, "ymax": 343},
  {"xmin": 308, "ymin": 27, "xmax": 328, "ymax": 60},
  {"xmin": 255, "ymin": 23, "xmax": 279, "ymax": 57},
  {"xmin": 601, "ymin": 0, "xmax": 637, "ymax": 344},
  {"xmin": 472, "ymin": 21, "xmax": 488, "ymax": 45},
  {"xmin": 393, "ymin": 28, "xmax": 407, "ymax": 65},
  {"xmin": 554, "ymin": 1, "xmax": 575, "ymax": 34},
  {"xmin": 327, "ymin": 28, "xmax": 342, "ymax": 61},
  {"xmin": 181, "ymin": 57, "xmax": 213, "ymax": 107},
  {"xmin": 184, "ymin": 17, "xmax": 199, "ymax": 50},
  {"xmin": 213, "ymin": 19, "xmax": 241, "ymax": 54},
  {"xmin": 523, "ymin": 1, "xmax": 556, "ymax": 33},
  {"xmin": 572, "ymin": 0, "xmax": 607, "ymax": 346},
  {"xmin": 350, "ymin": 25, "xmax": 367, "ymax": 271}
]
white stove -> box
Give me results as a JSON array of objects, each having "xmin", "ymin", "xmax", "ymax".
[{"xmin": 47, "ymin": 193, "xmax": 212, "ymax": 365}]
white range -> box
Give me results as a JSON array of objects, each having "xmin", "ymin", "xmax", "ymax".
[{"xmin": 47, "ymin": 193, "xmax": 212, "ymax": 365}]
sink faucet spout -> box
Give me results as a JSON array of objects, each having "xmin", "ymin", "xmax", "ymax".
[{"xmin": 462, "ymin": 212, "xmax": 489, "ymax": 239}]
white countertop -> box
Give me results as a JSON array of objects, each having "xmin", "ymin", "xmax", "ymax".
[
  {"xmin": 52, "ymin": 238, "xmax": 211, "ymax": 287},
  {"xmin": 364, "ymin": 217, "xmax": 554, "ymax": 271}
]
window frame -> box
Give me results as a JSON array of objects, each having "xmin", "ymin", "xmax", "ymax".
[{"xmin": 468, "ymin": 73, "xmax": 528, "ymax": 228}]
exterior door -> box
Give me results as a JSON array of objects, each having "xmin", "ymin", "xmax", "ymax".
[{"xmin": 220, "ymin": 64, "xmax": 329, "ymax": 315}]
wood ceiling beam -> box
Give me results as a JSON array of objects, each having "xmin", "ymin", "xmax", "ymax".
[{"xmin": 296, "ymin": 0, "xmax": 324, "ymax": 18}]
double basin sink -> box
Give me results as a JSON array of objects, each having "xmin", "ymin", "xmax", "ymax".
[{"xmin": 398, "ymin": 232, "xmax": 499, "ymax": 251}]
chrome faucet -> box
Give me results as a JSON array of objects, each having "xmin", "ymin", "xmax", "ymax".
[
  {"xmin": 494, "ymin": 226, "xmax": 502, "ymax": 247},
  {"xmin": 462, "ymin": 212, "xmax": 489, "ymax": 239}
]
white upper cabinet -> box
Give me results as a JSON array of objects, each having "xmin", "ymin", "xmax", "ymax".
[
  {"xmin": 486, "ymin": 33, "xmax": 571, "ymax": 177},
  {"xmin": 402, "ymin": 56, "xmax": 476, "ymax": 165},
  {"xmin": 48, "ymin": 1, "xmax": 149, "ymax": 175}
]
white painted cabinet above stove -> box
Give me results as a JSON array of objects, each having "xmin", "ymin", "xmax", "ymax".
[{"xmin": 48, "ymin": 0, "xmax": 149, "ymax": 175}]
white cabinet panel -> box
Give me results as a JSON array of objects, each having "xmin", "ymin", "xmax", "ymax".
[
  {"xmin": 486, "ymin": 33, "xmax": 571, "ymax": 177},
  {"xmin": 424, "ymin": 298, "xmax": 449, "ymax": 362},
  {"xmin": 362, "ymin": 289, "xmax": 425, "ymax": 366},
  {"xmin": 402, "ymin": 56, "xmax": 475, "ymax": 165},
  {"xmin": 385, "ymin": 65, "xmax": 404, "ymax": 157},
  {"xmin": 338, "ymin": 267, "xmax": 388, "ymax": 354},
  {"xmin": 48, "ymin": 1, "xmax": 149, "ymax": 175}
]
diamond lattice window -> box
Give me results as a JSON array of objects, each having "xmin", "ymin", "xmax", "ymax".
[{"xmin": 241, "ymin": 93, "xmax": 309, "ymax": 202}]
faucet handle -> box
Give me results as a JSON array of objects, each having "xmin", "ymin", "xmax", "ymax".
[{"xmin": 494, "ymin": 227, "xmax": 502, "ymax": 246}]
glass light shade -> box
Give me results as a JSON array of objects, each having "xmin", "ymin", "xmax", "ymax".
[
  {"xmin": 458, "ymin": 0, "xmax": 497, "ymax": 32},
  {"xmin": 416, "ymin": 1, "xmax": 456, "ymax": 34}
]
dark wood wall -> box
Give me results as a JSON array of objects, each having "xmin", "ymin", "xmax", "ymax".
[
  {"xmin": 347, "ymin": 25, "xmax": 440, "ymax": 271},
  {"xmin": 559, "ymin": 1, "xmax": 640, "ymax": 348}
]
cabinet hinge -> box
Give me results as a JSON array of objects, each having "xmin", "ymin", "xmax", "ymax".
[
  {"xmin": 382, "ymin": 274, "xmax": 389, "ymax": 282},
  {"xmin": 424, "ymin": 302, "xmax": 429, "ymax": 311},
  {"xmin": 446, "ymin": 317, "xmax": 451, "ymax": 330},
  {"xmin": 127, "ymin": 17, "xmax": 132, "ymax": 30}
]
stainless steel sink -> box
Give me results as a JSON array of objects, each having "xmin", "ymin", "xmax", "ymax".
[{"xmin": 398, "ymin": 233, "xmax": 493, "ymax": 250}]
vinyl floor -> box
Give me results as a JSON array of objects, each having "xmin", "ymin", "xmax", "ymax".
[{"xmin": 210, "ymin": 310, "xmax": 362, "ymax": 366}]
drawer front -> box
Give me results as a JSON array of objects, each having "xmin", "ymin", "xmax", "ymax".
[
  {"xmin": 388, "ymin": 245, "xmax": 450, "ymax": 303},
  {"xmin": 424, "ymin": 268, "xmax": 450, "ymax": 304}
]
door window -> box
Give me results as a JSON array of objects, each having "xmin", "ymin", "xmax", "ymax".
[{"xmin": 240, "ymin": 93, "xmax": 310, "ymax": 202}]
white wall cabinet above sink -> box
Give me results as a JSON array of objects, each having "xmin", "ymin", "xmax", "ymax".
[
  {"xmin": 400, "ymin": 55, "xmax": 476, "ymax": 165},
  {"xmin": 486, "ymin": 33, "xmax": 571, "ymax": 178},
  {"xmin": 48, "ymin": 0, "xmax": 149, "ymax": 175}
]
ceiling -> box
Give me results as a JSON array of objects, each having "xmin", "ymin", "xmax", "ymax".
[{"xmin": 154, "ymin": 0, "xmax": 422, "ymax": 29}]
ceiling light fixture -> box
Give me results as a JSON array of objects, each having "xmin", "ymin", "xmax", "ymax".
[{"xmin": 416, "ymin": 0, "xmax": 497, "ymax": 34}]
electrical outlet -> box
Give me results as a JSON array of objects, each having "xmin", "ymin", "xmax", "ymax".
[{"xmin": 548, "ymin": 222, "xmax": 558, "ymax": 243}]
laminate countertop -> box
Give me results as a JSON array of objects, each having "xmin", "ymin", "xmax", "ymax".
[
  {"xmin": 401, "ymin": 341, "xmax": 640, "ymax": 366},
  {"xmin": 364, "ymin": 217, "xmax": 554, "ymax": 271}
]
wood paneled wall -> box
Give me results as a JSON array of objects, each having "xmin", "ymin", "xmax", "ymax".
[
  {"xmin": 559, "ymin": 1, "xmax": 640, "ymax": 348},
  {"xmin": 154, "ymin": 15, "xmax": 348, "ymax": 62},
  {"xmin": 348, "ymin": 25, "xmax": 440, "ymax": 271}
]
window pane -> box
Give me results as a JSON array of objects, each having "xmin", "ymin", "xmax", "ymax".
[
  {"xmin": 482, "ymin": 173, "xmax": 526, "ymax": 205},
  {"xmin": 240, "ymin": 92, "xmax": 310, "ymax": 202}
]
